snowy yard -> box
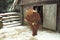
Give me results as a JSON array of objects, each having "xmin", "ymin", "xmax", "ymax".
[{"xmin": 0, "ymin": 26, "xmax": 60, "ymax": 40}]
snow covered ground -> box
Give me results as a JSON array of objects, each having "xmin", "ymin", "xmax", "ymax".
[{"xmin": 0, "ymin": 26, "xmax": 60, "ymax": 40}]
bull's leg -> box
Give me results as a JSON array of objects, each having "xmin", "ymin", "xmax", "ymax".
[
  {"xmin": 31, "ymin": 25, "xmax": 39, "ymax": 36},
  {"xmin": 31, "ymin": 25, "xmax": 35, "ymax": 36},
  {"xmin": 33, "ymin": 28, "xmax": 37, "ymax": 36}
]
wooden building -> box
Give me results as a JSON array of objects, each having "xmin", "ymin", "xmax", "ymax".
[{"xmin": 19, "ymin": 0, "xmax": 60, "ymax": 32}]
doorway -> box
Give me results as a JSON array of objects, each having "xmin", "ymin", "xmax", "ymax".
[{"xmin": 33, "ymin": 6, "xmax": 43, "ymax": 25}]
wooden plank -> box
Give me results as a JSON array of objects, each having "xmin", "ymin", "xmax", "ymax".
[
  {"xmin": 43, "ymin": 4, "xmax": 57, "ymax": 30},
  {"xmin": 0, "ymin": 12, "xmax": 22, "ymax": 28}
]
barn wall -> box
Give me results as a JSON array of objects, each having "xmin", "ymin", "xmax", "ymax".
[
  {"xmin": 23, "ymin": 4, "xmax": 42, "ymax": 15},
  {"xmin": 20, "ymin": 0, "xmax": 46, "ymax": 4},
  {"xmin": 20, "ymin": 0, "xmax": 60, "ymax": 31},
  {"xmin": 20, "ymin": 0, "xmax": 57, "ymax": 5},
  {"xmin": 22, "ymin": 4, "xmax": 57, "ymax": 28},
  {"xmin": 57, "ymin": 3, "xmax": 60, "ymax": 32}
]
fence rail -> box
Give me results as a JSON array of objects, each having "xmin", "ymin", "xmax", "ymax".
[{"xmin": 0, "ymin": 12, "xmax": 22, "ymax": 28}]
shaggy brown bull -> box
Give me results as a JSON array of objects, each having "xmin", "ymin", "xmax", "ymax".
[{"xmin": 24, "ymin": 9, "xmax": 41, "ymax": 36}]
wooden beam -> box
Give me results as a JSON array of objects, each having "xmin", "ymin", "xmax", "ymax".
[{"xmin": 19, "ymin": 0, "xmax": 58, "ymax": 6}]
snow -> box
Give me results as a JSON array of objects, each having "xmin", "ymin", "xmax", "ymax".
[{"xmin": 0, "ymin": 26, "xmax": 60, "ymax": 40}]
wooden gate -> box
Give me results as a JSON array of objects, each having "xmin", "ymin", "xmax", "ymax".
[{"xmin": 43, "ymin": 4, "xmax": 57, "ymax": 30}]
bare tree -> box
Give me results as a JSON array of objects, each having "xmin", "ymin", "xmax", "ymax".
[{"xmin": 8, "ymin": 0, "xmax": 19, "ymax": 11}]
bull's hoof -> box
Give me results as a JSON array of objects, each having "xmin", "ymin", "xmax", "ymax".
[{"xmin": 32, "ymin": 34, "xmax": 37, "ymax": 36}]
